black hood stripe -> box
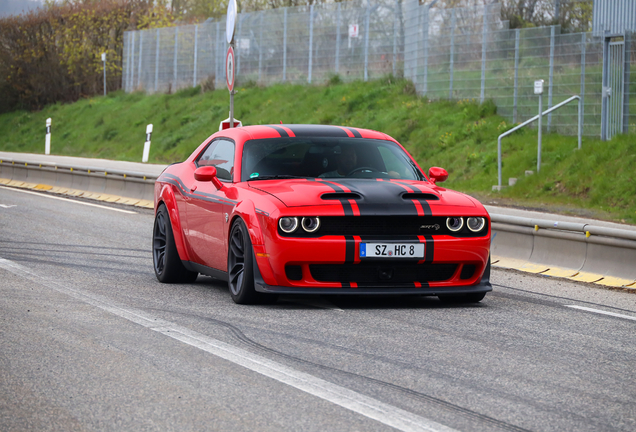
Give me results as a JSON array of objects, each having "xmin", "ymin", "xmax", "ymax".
[
  {"xmin": 265, "ymin": 125, "xmax": 289, "ymax": 137},
  {"xmin": 318, "ymin": 180, "xmax": 354, "ymax": 216},
  {"xmin": 331, "ymin": 179, "xmax": 420, "ymax": 217},
  {"xmin": 393, "ymin": 180, "xmax": 433, "ymax": 216}
]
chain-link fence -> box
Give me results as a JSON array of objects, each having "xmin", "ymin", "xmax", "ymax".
[{"xmin": 122, "ymin": 0, "xmax": 635, "ymax": 137}]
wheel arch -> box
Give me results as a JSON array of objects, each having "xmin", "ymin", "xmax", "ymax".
[
  {"xmin": 156, "ymin": 183, "xmax": 192, "ymax": 262},
  {"xmin": 229, "ymin": 199, "xmax": 265, "ymax": 247}
]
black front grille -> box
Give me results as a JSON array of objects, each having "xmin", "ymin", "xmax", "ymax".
[
  {"xmin": 310, "ymin": 262, "xmax": 457, "ymax": 284},
  {"xmin": 460, "ymin": 264, "xmax": 476, "ymax": 280},
  {"xmin": 278, "ymin": 216, "xmax": 486, "ymax": 238}
]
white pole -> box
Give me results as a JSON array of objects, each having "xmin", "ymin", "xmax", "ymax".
[
  {"xmin": 142, "ymin": 124, "xmax": 153, "ymax": 163},
  {"xmin": 45, "ymin": 118, "xmax": 51, "ymax": 155},
  {"xmin": 102, "ymin": 53, "xmax": 106, "ymax": 96}
]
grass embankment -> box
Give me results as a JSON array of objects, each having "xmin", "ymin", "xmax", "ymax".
[{"xmin": 0, "ymin": 76, "xmax": 634, "ymax": 224}]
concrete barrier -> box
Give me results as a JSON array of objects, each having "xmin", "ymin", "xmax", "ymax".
[
  {"xmin": 491, "ymin": 214, "xmax": 636, "ymax": 288},
  {"xmin": 0, "ymin": 158, "xmax": 156, "ymax": 208}
]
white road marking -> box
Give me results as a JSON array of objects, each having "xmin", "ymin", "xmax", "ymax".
[
  {"xmin": 0, "ymin": 256, "xmax": 457, "ymax": 432},
  {"xmin": 0, "ymin": 204, "xmax": 17, "ymax": 208},
  {"xmin": 0, "ymin": 185, "xmax": 136, "ymax": 214},
  {"xmin": 565, "ymin": 305, "xmax": 636, "ymax": 322}
]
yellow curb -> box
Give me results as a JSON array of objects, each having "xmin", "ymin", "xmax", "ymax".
[
  {"xmin": 116, "ymin": 197, "xmax": 141, "ymax": 205},
  {"xmin": 568, "ymin": 272, "xmax": 604, "ymax": 283},
  {"xmin": 543, "ymin": 267, "xmax": 580, "ymax": 278},
  {"xmin": 492, "ymin": 257, "xmax": 529, "ymax": 270},
  {"xmin": 594, "ymin": 277, "xmax": 636, "ymax": 288},
  {"xmin": 82, "ymin": 192, "xmax": 104, "ymax": 199},
  {"xmin": 101, "ymin": 195, "xmax": 123, "ymax": 203},
  {"xmin": 519, "ymin": 263, "xmax": 550, "ymax": 274},
  {"xmin": 34, "ymin": 184, "xmax": 53, "ymax": 191},
  {"xmin": 23, "ymin": 182, "xmax": 39, "ymax": 189},
  {"xmin": 50, "ymin": 187, "xmax": 69, "ymax": 194},
  {"xmin": 7, "ymin": 180, "xmax": 25, "ymax": 187},
  {"xmin": 65, "ymin": 189, "xmax": 85, "ymax": 197},
  {"xmin": 0, "ymin": 178, "xmax": 11, "ymax": 185},
  {"xmin": 135, "ymin": 199, "xmax": 154, "ymax": 209}
]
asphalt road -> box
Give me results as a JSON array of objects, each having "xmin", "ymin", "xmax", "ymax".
[{"xmin": 1, "ymin": 185, "xmax": 635, "ymax": 432}]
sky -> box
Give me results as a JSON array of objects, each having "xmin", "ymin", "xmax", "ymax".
[{"xmin": 0, "ymin": 0, "xmax": 44, "ymax": 17}]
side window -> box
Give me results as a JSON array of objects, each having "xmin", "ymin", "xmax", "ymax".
[{"xmin": 196, "ymin": 139, "xmax": 235, "ymax": 181}]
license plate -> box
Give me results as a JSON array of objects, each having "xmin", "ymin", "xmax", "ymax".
[{"xmin": 359, "ymin": 243, "xmax": 424, "ymax": 258}]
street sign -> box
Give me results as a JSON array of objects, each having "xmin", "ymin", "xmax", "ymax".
[
  {"xmin": 226, "ymin": 0, "xmax": 237, "ymax": 44},
  {"xmin": 226, "ymin": 46, "xmax": 235, "ymax": 92},
  {"xmin": 348, "ymin": 24, "xmax": 359, "ymax": 38}
]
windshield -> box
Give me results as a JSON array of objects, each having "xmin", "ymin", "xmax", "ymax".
[{"xmin": 241, "ymin": 137, "xmax": 424, "ymax": 182}]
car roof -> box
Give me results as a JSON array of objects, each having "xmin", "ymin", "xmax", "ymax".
[{"xmin": 227, "ymin": 124, "xmax": 395, "ymax": 142}]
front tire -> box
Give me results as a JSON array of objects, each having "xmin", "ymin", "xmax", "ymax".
[
  {"xmin": 228, "ymin": 219, "xmax": 271, "ymax": 304},
  {"xmin": 153, "ymin": 204, "xmax": 198, "ymax": 283}
]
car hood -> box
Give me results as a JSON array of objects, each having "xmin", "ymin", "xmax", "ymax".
[{"xmin": 248, "ymin": 179, "xmax": 477, "ymax": 213}]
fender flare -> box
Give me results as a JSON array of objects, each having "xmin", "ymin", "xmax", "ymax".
[
  {"xmin": 230, "ymin": 199, "xmax": 264, "ymax": 246},
  {"xmin": 156, "ymin": 183, "xmax": 192, "ymax": 262}
]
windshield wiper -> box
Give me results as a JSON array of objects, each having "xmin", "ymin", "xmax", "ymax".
[{"xmin": 247, "ymin": 175, "xmax": 308, "ymax": 181}]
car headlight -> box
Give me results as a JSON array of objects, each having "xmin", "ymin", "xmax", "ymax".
[
  {"xmin": 301, "ymin": 216, "xmax": 320, "ymax": 233},
  {"xmin": 467, "ymin": 217, "xmax": 486, "ymax": 233},
  {"xmin": 446, "ymin": 217, "xmax": 464, "ymax": 232},
  {"xmin": 279, "ymin": 217, "xmax": 299, "ymax": 233}
]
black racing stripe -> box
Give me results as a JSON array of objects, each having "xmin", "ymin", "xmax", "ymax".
[
  {"xmin": 423, "ymin": 235, "xmax": 434, "ymax": 263},
  {"xmin": 335, "ymin": 180, "xmax": 420, "ymax": 217},
  {"xmin": 344, "ymin": 235, "xmax": 356, "ymax": 264},
  {"xmin": 265, "ymin": 125, "xmax": 289, "ymax": 137},
  {"xmin": 393, "ymin": 181, "xmax": 432, "ymax": 216},
  {"xmin": 344, "ymin": 127, "xmax": 362, "ymax": 138},
  {"xmin": 341, "ymin": 282, "xmax": 352, "ymax": 288},
  {"xmin": 286, "ymin": 125, "xmax": 349, "ymax": 137},
  {"xmin": 161, "ymin": 173, "xmax": 238, "ymax": 205},
  {"xmin": 319, "ymin": 181, "xmax": 354, "ymax": 216}
]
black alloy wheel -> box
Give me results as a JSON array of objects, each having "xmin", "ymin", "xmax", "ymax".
[
  {"xmin": 153, "ymin": 205, "xmax": 198, "ymax": 283},
  {"xmin": 228, "ymin": 219, "xmax": 274, "ymax": 304}
]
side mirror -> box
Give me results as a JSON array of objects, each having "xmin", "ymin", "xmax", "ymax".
[
  {"xmin": 428, "ymin": 167, "xmax": 448, "ymax": 184},
  {"xmin": 194, "ymin": 166, "xmax": 225, "ymax": 190}
]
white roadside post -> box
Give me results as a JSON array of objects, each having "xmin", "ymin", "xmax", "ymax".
[
  {"xmin": 226, "ymin": 0, "xmax": 237, "ymax": 128},
  {"xmin": 45, "ymin": 118, "xmax": 51, "ymax": 155},
  {"xmin": 142, "ymin": 124, "xmax": 153, "ymax": 163},
  {"xmin": 102, "ymin": 52, "xmax": 107, "ymax": 96},
  {"xmin": 534, "ymin": 79, "xmax": 544, "ymax": 173}
]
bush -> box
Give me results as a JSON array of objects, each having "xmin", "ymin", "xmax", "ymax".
[{"xmin": 0, "ymin": 0, "xmax": 176, "ymax": 113}]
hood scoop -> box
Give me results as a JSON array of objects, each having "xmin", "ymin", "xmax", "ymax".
[
  {"xmin": 321, "ymin": 192, "xmax": 362, "ymax": 200},
  {"xmin": 401, "ymin": 193, "xmax": 439, "ymax": 201}
]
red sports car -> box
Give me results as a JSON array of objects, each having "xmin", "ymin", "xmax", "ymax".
[{"xmin": 153, "ymin": 124, "xmax": 491, "ymax": 304}]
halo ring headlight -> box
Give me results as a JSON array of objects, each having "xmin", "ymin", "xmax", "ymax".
[
  {"xmin": 301, "ymin": 216, "xmax": 320, "ymax": 233},
  {"xmin": 446, "ymin": 217, "xmax": 464, "ymax": 232},
  {"xmin": 467, "ymin": 217, "xmax": 486, "ymax": 233},
  {"xmin": 279, "ymin": 217, "xmax": 299, "ymax": 233}
]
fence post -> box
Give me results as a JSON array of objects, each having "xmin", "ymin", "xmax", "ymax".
[
  {"xmin": 392, "ymin": 0, "xmax": 398, "ymax": 76},
  {"xmin": 423, "ymin": 5, "xmax": 429, "ymax": 94},
  {"xmin": 580, "ymin": 32, "xmax": 586, "ymax": 138},
  {"xmin": 364, "ymin": 0, "xmax": 370, "ymax": 81},
  {"xmin": 335, "ymin": 3, "xmax": 341, "ymax": 74},
  {"xmin": 449, "ymin": 9, "xmax": 455, "ymax": 99},
  {"xmin": 215, "ymin": 22, "xmax": 220, "ymax": 89},
  {"xmin": 130, "ymin": 32, "xmax": 135, "ymax": 92},
  {"xmin": 308, "ymin": 4, "xmax": 314, "ymax": 84},
  {"xmin": 283, "ymin": 8, "xmax": 288, "ymax": 81},
  {"xmin": 193, "ymin": 24, "xmax": 199, "ymax": 87},
  {"xmin": 137, "ymin": 31, "xmax": 143, "ymax": 90},
  {"xmin": 547, "ymin": 25, "xmax": 555, "ymax": 131},
  {"xmin": 480, "ymin": 4, "xmax": 487, "ymax": 103},
  {"xmin": 173, "ymin": 26, "xmax": 178, "ymax": 91},
  {"xmin": 155, "ymin": 28, "xmax": 160, "ymax": 93},
  {"xmin": 258, "ymin": 12, "xmax": 263, "ymax": 82},
  {"xmin": 513, "ymin": 29, "xmax": 520, "ymax": 123},
  {"xmin": 623, "ymin": 32, "xmax": 631, "ymax": 134}
]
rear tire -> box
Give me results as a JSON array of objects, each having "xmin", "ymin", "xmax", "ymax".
[{"xmin": 153, "ymin": 205, "xmax": 198, "ymax": 283}]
